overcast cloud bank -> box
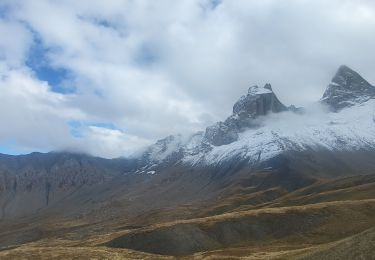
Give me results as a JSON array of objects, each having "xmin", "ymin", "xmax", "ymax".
[{"xmin": 0, "ymin": 0, "xmax": 374, "ymax": 158}]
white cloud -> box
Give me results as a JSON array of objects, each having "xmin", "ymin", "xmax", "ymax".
[
  {"xmin": 0, "ymin": 19, "xmax": 32, "ymax": 67},
  {"xmin": 75, "ymin": 126, "xmax": 151, "ymax": 158},
  {"xmin": 0, "ymin": 0, "xmax": 375, "ymax": 157},
  {"xmin": 0, "ymin": 65, "xmax": 149, "ymax": 157},
  {"xmin": 0, "ymin": 66, "xmax": 81, "ymax": 152}
]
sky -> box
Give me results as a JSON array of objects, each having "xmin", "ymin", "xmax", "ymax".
[{"xmin": 0, "ymin": 0, "xmax": 375, "ymax": 158}]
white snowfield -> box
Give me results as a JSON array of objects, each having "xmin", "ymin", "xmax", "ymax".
[{"xmin": 181, "ymin": 99, "xmax": 375, "ymax": 166}]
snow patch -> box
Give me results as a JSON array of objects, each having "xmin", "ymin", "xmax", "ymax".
[{"xmin": 248, "ymin": 85, "xmax": 273, "ymax": 95}]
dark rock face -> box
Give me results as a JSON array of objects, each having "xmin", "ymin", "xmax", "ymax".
[
  {"xmin": 321, "ymin": 65, "xmax": 375, "ymax": 111},
  {"xmin": 0, "ymin": 152, "xmax": 135, "ymax": 219},
  {"xmin": 205, "ymin": 84, "xmax": 288, "ymax": 146},
  {"xmin": 205, "ymin": 121, "xmax": 239, "ymax": 147},
  {"xmin": 232, "ymin": 84, "xmax": 287, "ymax": 117}
]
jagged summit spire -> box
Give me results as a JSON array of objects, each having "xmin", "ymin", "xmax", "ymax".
[
  {"xmin": 322, "ymin": 65, "xmax": 375, "ymax": 111},
  {"xmin": 204, "ymin": 84, "xmax": 288, "ymax": 146},
  {"xmin": 234, "ymin": 83, "xmax": 286, "ymax": 116},
  {"xmin": 331, "ymin": 65, "xmax": 370, "ymax": 89}
]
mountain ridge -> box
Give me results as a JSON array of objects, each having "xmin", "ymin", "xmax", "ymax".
[{"xmin": 138, "ymin": 65, "xmax": 375, "ymax": 172}]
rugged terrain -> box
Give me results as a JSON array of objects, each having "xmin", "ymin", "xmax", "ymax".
[{"xmin": 0, "ymin": 65, "xmax": 374, "ymax": 259}]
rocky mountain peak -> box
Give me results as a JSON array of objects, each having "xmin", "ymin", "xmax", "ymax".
[
  {"xmin": 205, "ymin": 83, "xmax": 288, "ymax": 146},
  {"xmin": 321, "ymin": 65, "xmax": 375, "ymax": 110},
  {"xmin": 233, "ymin": 83, "xmax": 287, "ymax": 117},
  {"xmin": 332, "ymin": 65, "xmax": 368, "ymax": 87}
]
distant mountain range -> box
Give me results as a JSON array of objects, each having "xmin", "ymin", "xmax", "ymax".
[{"xmin": 0, "ymin": 65, "xmax": 375, "ymax": 258}]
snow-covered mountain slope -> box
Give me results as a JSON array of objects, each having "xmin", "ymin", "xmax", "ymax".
[
  {"xmin": 185, "ymin": 99, "xmax": 375, "ymax": 165},
  {"xmin": 139, "ymin": 65, "xmax": 375, "ymax": 170}
]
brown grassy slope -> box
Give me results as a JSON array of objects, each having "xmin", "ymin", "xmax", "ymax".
[
  {"xmin": 289, "ymin": 227, "xmax": 375, "ymax": 260},
  {"xmin": 1, "ymin": 200, "xmax": 374, "ymax": 259},
  {"xmin": 230, "ymin": 174, "xmax": 375, "ymax": 212},
  {"xmin": 188, "ymin": 228, "xmax": 375, "ymax": 260},
  {"xmin": 0, "ymin": 174, "xmax": 375, "ymax": 259},
  {"xmin": 267, "ymin": 174, "xmax": 375, "ymax": 207},
  {"xmin": 106, "ymin": 199, "xmax": 375, "ymax": 256}
]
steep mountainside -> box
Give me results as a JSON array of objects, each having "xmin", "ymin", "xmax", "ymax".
[{"xmin": 0, "ymin": 152, "xmax": 136, "ymax": 219}]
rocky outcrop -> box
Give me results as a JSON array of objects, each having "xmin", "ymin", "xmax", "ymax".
[
  {"xmin": 321, "ymin": 65, "xmax": 375, "ymax": 111},
  {"xmin": 205, "ymin": 84, "xmax": 288, "ymax": 146},
  {"xmin": 232, "ymin": 84, "xmax": 287, "ymax": 117}
]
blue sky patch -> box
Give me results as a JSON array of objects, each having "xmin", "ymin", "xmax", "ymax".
[
  {"xmin": 68, "ymin": 120, "xmax": 84, "ymax": 138},
  {"xmin": 0, "ymin": 3, "xmax": 11, "ymax": 19},
  {"xmin": 0, "ymin": 140, "xmax": 21, "ymax": 155},
  {"xmin": 90, "ymin": 122, "xmax": 120, "ymax": 130},
  {"xmin": 26, "ymin": 33, "xmax": 76, "ymax": 94},
  {"xmin": 68, "ymin": 120, "xmax": 122, "ymax": 139}
]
